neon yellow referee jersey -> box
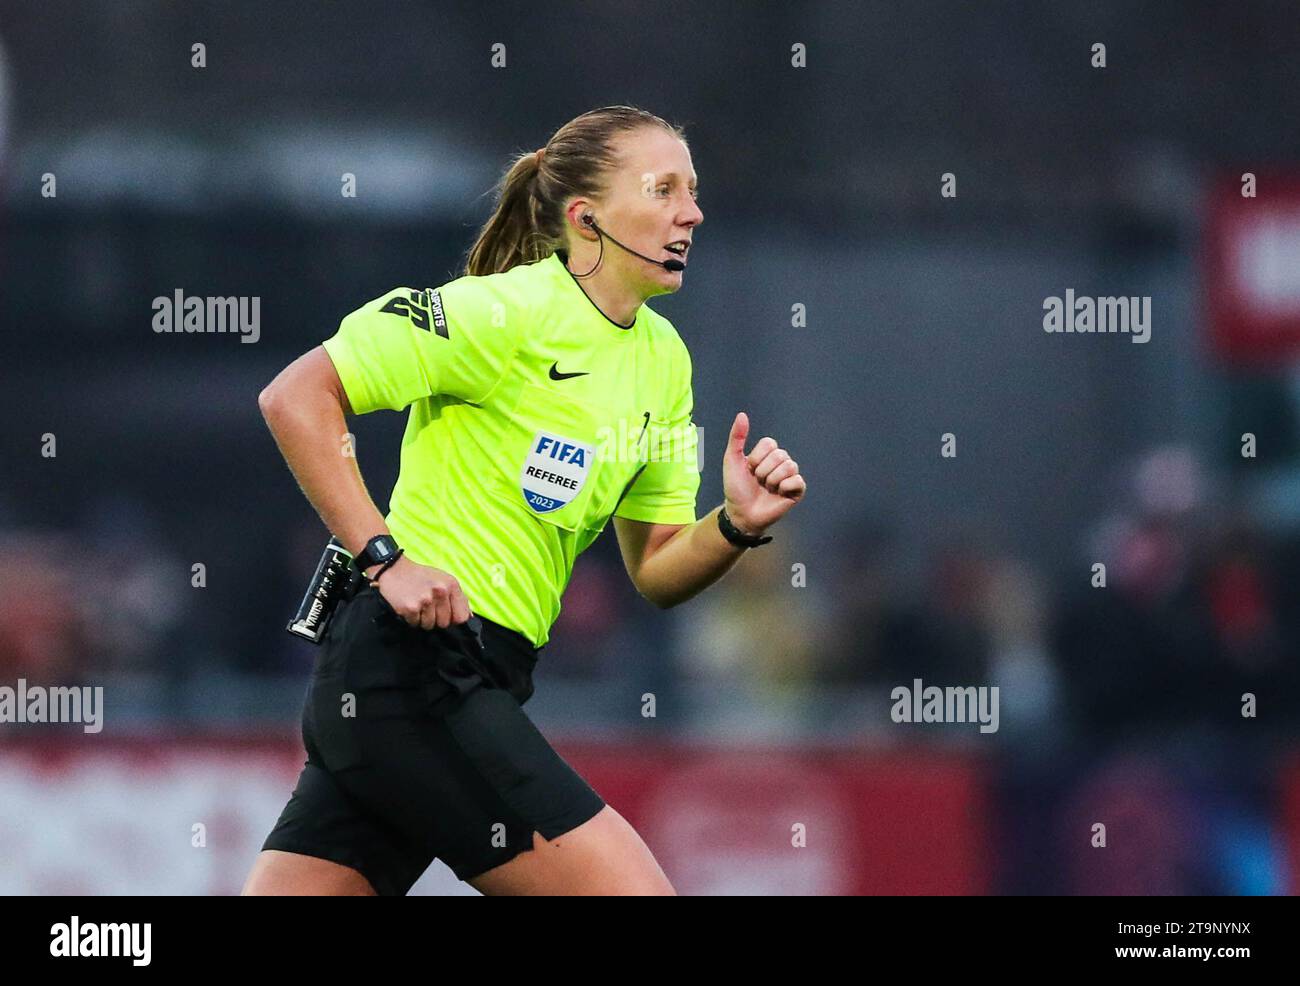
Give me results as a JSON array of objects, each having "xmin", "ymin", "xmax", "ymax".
[{"xmin": 321, "ymin": 249, "xmax": 701, "ymax": 648}]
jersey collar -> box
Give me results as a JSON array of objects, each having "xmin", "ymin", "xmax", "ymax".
[{"xmin": 551, "ymin": 249, "xmax": 639, "ymax": 332}]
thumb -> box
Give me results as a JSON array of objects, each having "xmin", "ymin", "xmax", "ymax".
[{"xmin": 727, "ymin": 411, "xmax": 749, "ymax": 458}]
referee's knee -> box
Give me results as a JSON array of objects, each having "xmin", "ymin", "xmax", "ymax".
[{"xmin": 470, "ymin": 809, "xmax": 675, "ymax": 895}]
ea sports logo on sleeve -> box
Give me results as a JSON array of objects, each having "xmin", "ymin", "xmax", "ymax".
[{"xmin": 520, "ymin": 431, "xmax": 595, "ymax": 514}]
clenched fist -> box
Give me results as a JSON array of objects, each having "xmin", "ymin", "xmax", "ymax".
[
  {"xmin": 372, "ymin": 555, "xmax": 474, "ymax": 629},
  {"xmin": 722, "ymin": 411, "xmax": 807, "ymax": 535}
]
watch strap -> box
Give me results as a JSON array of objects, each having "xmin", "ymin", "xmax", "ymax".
[{"xmin": 718, "ymin": 507, "xmax": 773, "ymax": 547}]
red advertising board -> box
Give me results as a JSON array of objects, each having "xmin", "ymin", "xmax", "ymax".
[
  {"xmin": 0, "ymin": 735, "xmax": 988, "ymax": 895},
  {"xmin": 1205, "ymin": 175, "xmax": 1300, "ymax": 365}
]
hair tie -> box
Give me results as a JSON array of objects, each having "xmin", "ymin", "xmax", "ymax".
[{"xmin": 535, "ymin": 146, "xmax": 546, "ymax": 164}]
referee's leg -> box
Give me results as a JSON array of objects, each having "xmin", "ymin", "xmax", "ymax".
[
  {"xmin": 466, "ymin": 805, "xmax": 675, "ymax": 896},
  {"xmin": 241, "ymin": 849, "xmax": 377, "ymax": 895}
]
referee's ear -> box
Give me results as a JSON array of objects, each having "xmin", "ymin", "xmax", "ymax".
[{"xmin": 727, "ymin": 411, "xmax": 749, "ymax": 457}]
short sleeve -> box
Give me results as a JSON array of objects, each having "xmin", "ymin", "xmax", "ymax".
[
  {"xmin": 613, "ymin": 341, "xmax": 701, "ymax": 526},
  {"xmin": 321, "ymin": 277, "xmax": 525, "ymax": 414}
]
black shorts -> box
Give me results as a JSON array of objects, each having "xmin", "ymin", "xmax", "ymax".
[{"xmin": 261, "ymin": 582, "xmax": 606, "ymax": 894}]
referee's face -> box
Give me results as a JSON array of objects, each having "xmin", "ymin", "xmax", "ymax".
[{"xmin": 605, "ymin": 127, "xmax": 703, "ymax": 297}]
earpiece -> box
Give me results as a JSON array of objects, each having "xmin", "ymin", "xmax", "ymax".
[{"xmin": 572, "ymin": 212, "xmax": 685, "ymax": 274}]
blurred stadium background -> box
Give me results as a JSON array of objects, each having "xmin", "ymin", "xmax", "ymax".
[{"xmin": 4, "ymin": 2, "xmax": 1300, "ymax": 894}]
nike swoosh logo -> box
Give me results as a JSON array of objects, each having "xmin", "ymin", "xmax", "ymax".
[{"xmin": 549, "ymin": 362, "xmax": 589, "ymax": 380}]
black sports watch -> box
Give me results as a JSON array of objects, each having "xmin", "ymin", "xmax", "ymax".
[
  {"xmin": 354, "ymin": 534, "xmax": 402, "ymax": 573},
  {"xmin": 717, "ymin": 507, "xmax": 773, "ymax": 548}
]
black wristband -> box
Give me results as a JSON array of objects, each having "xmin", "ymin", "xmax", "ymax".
[{"xmin": 718, "ymin": 506, "xmax": 773, "ymax": 547}]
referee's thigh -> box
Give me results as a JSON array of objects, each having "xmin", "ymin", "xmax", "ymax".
[
  {"xmin": 466, "ymin": 805, "xmax": 675, "ymax": 896},
  {"xmin": 241, "ymin": 849, "xmax": 377, "ymax": 896}
]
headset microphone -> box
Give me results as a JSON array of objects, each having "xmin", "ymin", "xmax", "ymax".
[{"xmin": 580, "ymin": 214, "xmax": 686, "ymax": 272}]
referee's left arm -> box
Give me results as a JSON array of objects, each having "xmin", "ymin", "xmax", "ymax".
[
  {"xmin": 615, "ymin": 411, "xmax": 807, "ymax": 608},
  {"xmin": 614, "ymin": 506, "xmax": 746, "ymax": 608}
]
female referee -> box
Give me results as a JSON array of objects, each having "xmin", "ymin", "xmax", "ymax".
[{"xmin": 242, "ymin": 105, "xmax": 806, "ymax": 896}]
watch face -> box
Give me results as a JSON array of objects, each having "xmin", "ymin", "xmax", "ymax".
[{"xmin": 361, "ymin": 537, "xmax": 397, "ymax": 567}]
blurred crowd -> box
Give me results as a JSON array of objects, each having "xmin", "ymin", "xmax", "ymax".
[{"xmin": 3, "ymin": 443, "xmax": 1297, "ymax": 748}]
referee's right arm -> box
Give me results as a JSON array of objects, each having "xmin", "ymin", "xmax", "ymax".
[
  {"xmin": 258, "ymin": 345, "xmax": 474, "ymax": 628},
  {"xmin": 258, "ymin": 345, "xmax": 390, "ymax": 570}
]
